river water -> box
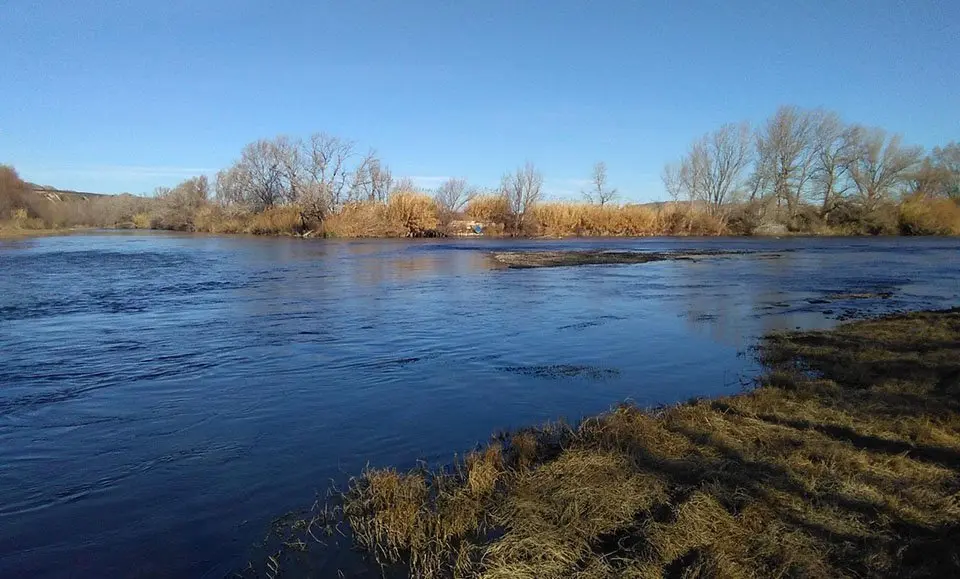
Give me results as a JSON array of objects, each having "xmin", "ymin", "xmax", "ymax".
[{"xmin": 1, "ymin": 233, "xmax": 958, "ymax": 578}]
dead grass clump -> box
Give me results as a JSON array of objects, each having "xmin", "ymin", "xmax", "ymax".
[
  {"xmin": 465, "ymin": 195, "xmax": 512, "ymax": 228},
  {"xmin": 900, "ymin": 195, "xmax": 960, "ymax": 236},
  {"xmin": 246, "ymin": 205, "xmax": 304, "ymax": 235},
  {"xmin": 191, "ymin": 205, "xmax": 250, "ymax": 234},
  {"xmin": 533, "ymin": 203, "xmax": 663, "ymax": 237},
  {"xmin": 386, "ymin": 191, "xmax": 441, "ymax": 237},
  {"xmin": 324, "ymin": 201, "xmax": 403, "ymax": 238},
  {"xmin": 484, "ymin": 450, "xmax": 666, "ymax": 579},
  {"xmin": 326, "ymin": 309, "xmax": 960, "ymax": 578}
]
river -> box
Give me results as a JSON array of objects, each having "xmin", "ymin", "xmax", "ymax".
[{"xmin": 1, "ymin": 233, "xmax": 958, "ymax": 577}]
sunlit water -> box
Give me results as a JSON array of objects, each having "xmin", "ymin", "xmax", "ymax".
[{"xmin": 1, "ymin": 233, "xmax": 958, "ymax": 578}]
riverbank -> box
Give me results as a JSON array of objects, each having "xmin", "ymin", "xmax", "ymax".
[
  {"xmin": 0, "ymin": 226, "xmax": 84, "ymax": 239},
  {"xmin": 258, "ymin": 309, "xmax": 960, "ymax": 578}
]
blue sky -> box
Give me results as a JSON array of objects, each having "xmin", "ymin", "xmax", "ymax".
[{"xmin": 1, "ymin": 0, "xmax": 958, "ymax": 200}]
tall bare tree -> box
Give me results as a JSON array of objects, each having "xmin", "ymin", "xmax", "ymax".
[
  {"xmin": 238, "ymin": 139, "xmax": 285, "ymax": 210},
  {"xmin": 847, "ymin": 127, "xmax": 922, "ymax": 211},
  {"xmin": 910, "ymin": 142, "xmax": 960, "ymax": 200},
  {"xmin": 0, "ymin": 164, "xmax": 29, "ymax": 218},
  {"xmin": 754, "ymin": 106, "xmax": 820, "ymax": 217},
  {"xmin": 668, "ymin": 122, "xmax": 752, "ymax": 213},
  {"xmin": 351, "ymin": 154, "xmax": 392, "ymax": 202},
  {"xmin": 661, "ymin": 163, "xmax": 683, "ymax": 202},
  {"xmin": 811, "ymin": 112, "xmax": 857, "ymax": 215},
  {"xmin": 434, "ymin": 177, "xmax": 475, "ymax": 224},
  {"xmin": 390, "ymin": 176, "xmax": 418, "ymax": 194},
  {"xmin": 583, "ymin": 161, "xmax": 618, "ymax": 206},
  {"xmin": 501, "ymin": 162, "xmax": 544, "ymax": 233},
  {"xmin": 301, "ymin": 132, "xmax": 356, "ymax": 215}
]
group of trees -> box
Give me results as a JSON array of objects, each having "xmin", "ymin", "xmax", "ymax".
[
  {"xmin": 154, "ymin": 131, "xmax": 552, "ymax": 235},
  {"xmin": 5, "ymin": 106, "xmax": 957, "ymax": 237},
  {"xmin": 662, "ymin": 106, "xmax": 959, "ymax": 232}
]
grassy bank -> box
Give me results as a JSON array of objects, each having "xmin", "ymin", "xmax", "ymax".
[{"xmin": 258, "ymin": 309, "xmax": 960, "ymax": 578}]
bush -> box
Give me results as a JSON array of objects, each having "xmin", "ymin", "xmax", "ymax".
[
  {"xmin": 899, "ymin": 196, "xmax": 960, "ymax": 235},
  {"xmin": 385, "ymin": 192, "xmax": 440, "ymax": 236},
  {"xmin": 246, "ymin": 206, "xmax": 304, "ymax": 235},
  {"xmin": 0, "ymin": 165, "xmax": 29, "ymax": 220},
  {"xmin": 725, "ymin": 203, "xmax": 764, "ymax": 235},
  {"xmin": 192, "ymin": 205, "xmax": 250, "ymax": 234},
  {"xmin": 788, "ymin": 204, "xmax": 829, "ymax": 233},
  {"xmin": 324, "ymin": 202, "xmax": 399, "ymax": 238},
  {"xmin": 465, "ymin": 195, "xmax": 512, "ymax": 227},
  {"xmin": 826, "ymin": 200, "xmax": 899, "ymax": 235}
]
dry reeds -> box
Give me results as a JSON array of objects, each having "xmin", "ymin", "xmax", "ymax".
[
  {"xmin": 246, "ymin": 206, "xmax": 304, "ymax": 235},
  {"xmin": 386, "ymin": 192, "xmax": 441, "ymax": 236},
  {"xmin": 533, "ymin": 202, "xmax": 728, "ymax": 237},
  {"xmin": 900, "ymin": 195, "xmax": 960, "ymax": 235}
]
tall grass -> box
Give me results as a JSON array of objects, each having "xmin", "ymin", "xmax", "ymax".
[
  {"xmin": 533, "ymin": 202, "xmax": 727, "ymax": 237},
  {"xmin": 899, "ymin": 195, "xmax": 960, "ymax": 235}
]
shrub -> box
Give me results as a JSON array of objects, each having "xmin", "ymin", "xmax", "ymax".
[
  {"xmin": 725, "ymin": 203, "xmax": 764, "ymax": 235},
  {"xmin": 465, "ymin": 195, "xmax": 512, "ymax": 227},
  {"xmin": 0, "ymin": 165, "xmax": 29, "ymax": 220},
  {"xmin": 385, "ymin": 191, "xmax": 440, "ymax": 236},
  {"xmin": 324, "ymin": 202, "xmax": 400, "ymax": 238},
  {"xmin": 246, "ymin": 205, "xmax": 304, "ymax": 235},
  {"xmin": 899, "ymin": 195, "xmax": 960, "ymax": 235},
  {"xmin": 192, "ymin": 205, "xmax": 250, "ymax": 234},
  {"xmin": 826, "ymin": 200, "xmax": 899, "ymax": 235}
]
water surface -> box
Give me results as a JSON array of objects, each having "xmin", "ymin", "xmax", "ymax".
[{"xmin": 1, "ymin": 233, "xmax": 958, "ymax": 577}]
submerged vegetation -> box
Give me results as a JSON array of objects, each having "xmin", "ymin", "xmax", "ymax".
[
  {"xmin": 253, "ymin": 309, "xmax": 960, "ymax": 578},
  {"xmin": 3, "ymin": 105, "xmax": 960, "ymax": 239}
]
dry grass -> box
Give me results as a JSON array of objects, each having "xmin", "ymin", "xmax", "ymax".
[
  {"xmin": 312, "ymin": 309, "xmax": 960, "ymax": 578},
  {"xmin": 533, "ymin": 202, "xmax": 727, "ymax": 237},
  {"xmin": 246, "ymin": 206, "xmax": 305, "ymax": 236},
  {"xmin": 386, "ymin": 192, "xmax": 441, "ymax": 236},
  {"xmin": 899, "ymin": 196, "xmax": 960, "ymax": 235},
  {"xmin": 323, "ymin": 201, "xmax": 402, "ymax": 238},
  {"xmin": 465, "ymin": 195, "xmax": 513, "ymax": 226}
]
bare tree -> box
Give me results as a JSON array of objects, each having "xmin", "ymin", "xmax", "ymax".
[
  {"xmin": 153, "ymin": 175, "xmax": 210, "ymax": 230},
  {"xmin": 351, "ymin": 154, "xmax": 392, "ymax": 202},
  {"xmin": 911, "ymin": 142, "xmax": 960, "ymax": 200},
  {"xmin": 501, "ymin": 162, "xmax": 544, "ymax": 233},
  {"xmin": 661, "ymin": 163, "xmax": 682, "ymax": 202},
  {"xmin": 302, "ymin": 132, "xmax": 356, "ymax": 216},
  {"xmin": 847, "ymin": 127, "xmax": 923, "ymax": 211},
  {"xmin": 434, "ymin": 177, "xmax": 475, "ymax": 224},
  {"xmin": 272, "ymin": 135, "xmax": 305, "ymax": 205},
  {"xmin": 0, "ymin": 164, "xmax": 29, "ymax": 218},
  {"xmin": 811, "ymin": 112, "xmax": 857, "ymax": 215},
  {"xmin": 754, "ymin": 106, "xmax": 820, "ymax": 217},
  {"xmin": 583, "ymin": 161, "xmax": 618, "ymax": 206},
  {"xmin": 215, "ymin": 164, "xmax": 252, "ymax": 207},
  {"xmin": 238, "ymin": 139, "xmax": 285, "ymax": 210},
  {"xmin": 668, "ymin": 122, "xmax": 752, "ymax": 213},
  {"xmin": 390, "ymin": 176, "xmax": 418, "ymax": 195}
]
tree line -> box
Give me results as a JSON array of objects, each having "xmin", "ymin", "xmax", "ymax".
[
  {"xmin": 3, "ymin": 104, "xmax": 958, "ymax": 237},
  {"xmin": 662, "ymin": 106, "xmax": 959, "ymax": 234}
]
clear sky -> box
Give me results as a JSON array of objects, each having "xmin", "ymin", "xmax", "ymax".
[{"xmin": 1, "ymin": 0, "xmax": 958, "ymax": 200}]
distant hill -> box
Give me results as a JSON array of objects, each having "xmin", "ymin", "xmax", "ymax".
[{"xmin": 27, "ymin": 183, "xmax": 110, "ymax": 202}]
